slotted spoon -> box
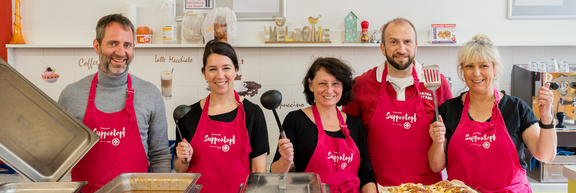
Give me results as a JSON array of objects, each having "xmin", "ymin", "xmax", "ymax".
[{"xmin": 423, "ymin": 65, "xmax": 441, "ymax": 121}]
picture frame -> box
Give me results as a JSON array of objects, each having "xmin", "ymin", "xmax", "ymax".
[
  {"xmin": 176, "ymin": 0, "xmax": 286, "ymax": 21},
  {"xmin": 508, "ymin": 0, "xmax": 576, "ymax": 20}
]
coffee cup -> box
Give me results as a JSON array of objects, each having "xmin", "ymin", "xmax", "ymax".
[{"xmin": 161, "ymin": 70, "xmax": 172, "ymax": 100}]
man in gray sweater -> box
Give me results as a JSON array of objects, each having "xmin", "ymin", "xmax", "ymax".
[{"xmin": 58, "ymin": 14, "xmax": 171, "ymax": 192}]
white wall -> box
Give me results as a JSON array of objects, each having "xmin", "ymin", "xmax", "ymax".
[
  {"xmin": 8, "ymin": 0, "xmax": 576, "ymax": 165},
  {"xmin": 15, "ymin": 0, "xmax": 576, "ymax": 45}
]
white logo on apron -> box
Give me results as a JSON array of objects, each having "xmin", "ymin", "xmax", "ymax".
[
  {"xmin": 341, "ymin": 163, "xmax": 347, "ymax": 169},
  {"xmin": 94, "ymin": 127, "xmax": 126, "ymax": 145},
  {"xmin": 403, "ymin": 122, "xmax": 411, "ymax": 129},
  {"xmin": 94, "ymin": 127, "xmax": 126, "ymax": 139},
  {"xmin": 420, "ymin": 91, "xmax": 433, "ymax": 101},
  {"xmin": 112, "ymin": 138, "xmax": 120, "ymax": 146},
  {"xmin": 204, "ymin": 134, "xmax": 236, "ymax": 151},
  {"xmin": 385, "ymin": 112, "xmax": 417, "ymax": 123},
  {"xmin": 327, "ymin": 151, "xmax": 354, "ymax": 165},
  {"xmin": 465, "ymin": 133, "xmax": 496, "ymax": 149},
  {"xmin": 483, "ymin": 141, "xmax": 490, "ymax": 149}
]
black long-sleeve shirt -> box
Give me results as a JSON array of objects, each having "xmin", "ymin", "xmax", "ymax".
[{"xmin": 272, "ymin": 110, "xmax": 376, "ymax": 188}]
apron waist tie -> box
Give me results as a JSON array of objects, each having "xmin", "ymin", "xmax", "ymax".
[
  {"xmin": 329, "ymin": 178, "xmax": 360, "ymax": 193},
  {"xmin": 475, "ymin": 179, "xmax": 530, "ymax": 193}
]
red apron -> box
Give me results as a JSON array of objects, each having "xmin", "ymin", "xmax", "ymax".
[
  {"xmin": 187, "ymin": 92, "xmax": 251, "ymax": 193},
  {"xmin": 71, "ymin": 73, "xmax": 149, "ymax": 193},
  {"xmin": 304, "ymin": 105, "xmax": 361, "ymax": 193},
  {"xmin": 367, "ymin": 65, "xmax": 441, "ymax": 186},
  {"xmin": 447, "ymin": 89, "xmax": 531, "ymax": 193}
]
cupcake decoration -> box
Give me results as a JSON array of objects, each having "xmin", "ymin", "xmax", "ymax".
[{"xmin": 42, "ymin": 67, "xmax": 59, "ymax": 83}]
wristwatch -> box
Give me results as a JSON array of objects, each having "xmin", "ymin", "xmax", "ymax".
[{"xmin": 539, "ymin": 119, "xmax": 556, "ymax": 129}]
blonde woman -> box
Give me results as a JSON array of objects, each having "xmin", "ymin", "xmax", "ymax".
[{"xmin": 428, "ymin": 34, "xmax": 557, "ymax": 192}]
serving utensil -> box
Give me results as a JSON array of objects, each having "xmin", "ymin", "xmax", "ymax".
[
  {"xmin": 260, "ymin": 90, "xmax": 288, "ymax": 190},
  {"xmin": 423, "ymin": 65, "xmax": 441, "ymax": 121},
  {"xmin": 173, "ymin": 104, "xmax": 191, "ymax": 140},
  {"xmin": 260, "ymin": 90, "xmax": 286, "ymax": 139}
]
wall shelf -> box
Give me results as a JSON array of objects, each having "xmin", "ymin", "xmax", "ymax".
[{"xmin": 7, "ymin": 42, "xmax": 576, "ymax": 49}]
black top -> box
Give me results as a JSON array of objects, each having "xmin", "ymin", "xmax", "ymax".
[
  {"xmin": 174, "ymin": 99, "xmax": 270, "ymax": 170},
  {"xmin": 272, "ymin": 110, "xmax": 376, "ymax": 189},
  {"xmin": 439, "ymin": 91, "xmax": 539, "ymax": 170}
]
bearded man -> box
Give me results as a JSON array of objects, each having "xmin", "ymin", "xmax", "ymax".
[
  {"xmin": 342, "ymin": 17, "xmax": 453, "ymax": 187},
  {"xmin": 58, "ymin": 14, "xmax": 171, "ymax": 193}
]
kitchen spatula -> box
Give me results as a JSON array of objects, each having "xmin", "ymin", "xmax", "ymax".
[{"xmin": 423, "ymin": 65, "xmax": 441, "ymax": 121}]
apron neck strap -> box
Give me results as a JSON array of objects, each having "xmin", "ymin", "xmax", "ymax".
[
  {"xmin": 493, "ymin": 88, "xmax": 500, "ymax": 104},
  {"xmin": 312, "ymin": 105, "xmax": 348, "ymax": 132},
  {"xmin": 462, "ymin": 88, "xmax": 502, "ymax": 129},
  {"xmin": 202, "ymin": 91, "xmax": 242, "ymax": 116},
  {"xmin": 89, "ymin": 72, "xmax": 132, "ymax": 102}
]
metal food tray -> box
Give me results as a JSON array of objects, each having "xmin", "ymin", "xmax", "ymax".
[
  {"xmin": 238, "ymin": 173, "xmax": 328, "ymax": 193},
  {"xmin": 0, "ymin": 58, "xmax": 99, "ymax": 182},
  {"xmin": 95, "ymin": 173, "xmax": 201, "ymax": 193},
  {"xmin": 0, "ymin": 181, "xmax": 87, "ymax": 193}
]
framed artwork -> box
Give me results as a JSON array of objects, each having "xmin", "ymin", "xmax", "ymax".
[
  {"xmin": 176, "ymin": 0, "xmax": 286, "ymax": 21},
  {"xmin": 508, "ymin": 0, "xmax": 576, "ymax": 19}
]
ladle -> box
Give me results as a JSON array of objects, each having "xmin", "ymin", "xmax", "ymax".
[
  {"xmin": 260, "ymin": 89, "xmax": 289, "ymax": 189},
  {"xmin": 173, "ymin": 105, "xmax": 192, "ymax": 140},
  {"xmin": 260, "ymin": 90, "xmax": 286, "ymax": 139}
]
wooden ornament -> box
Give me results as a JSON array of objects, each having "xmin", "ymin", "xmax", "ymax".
[
  {"xmin": 276, "ymin": 28, "xmax": 285, "ymax": 41},
  {"xmin": 344, "ymin": 11, "xmax": 358, "ymax": 43},
  {"xmin": 264, "ymin": 15, "xmax": 331, "ymax": 44},
  {"xmin": 285, "ymin": 27, "xmax": 293, "ymax": 42}
]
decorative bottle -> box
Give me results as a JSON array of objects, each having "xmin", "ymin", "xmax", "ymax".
[
  {"xmin": 360, "ymin": 21, "xmax": 369, "ymax": 43},
  {"xmin": 10, "ymin": 0, "xmax": 26, "ymax": 44}
]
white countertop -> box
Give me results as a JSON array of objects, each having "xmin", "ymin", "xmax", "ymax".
[
  {"xmin": 564, "ymin": 165, "xmax": 576, "ymax": 182},
  {"xmin": 528, "ymin": 176, "xmax": 568, "ymax": 192}
]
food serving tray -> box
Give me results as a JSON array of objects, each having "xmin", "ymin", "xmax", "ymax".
[
  {"xmin": 0, "ymin": 181, "xmax": 87, "ymax": 193},
  {"xmin": 238, "ymin": 173, "xmax": 329, "ymax": 193},
  {"xmin": 95, "ymin": 173, "xmax": 201, "ymax": 193},
  {"xmin": 0, "ymin": 58, "xmax": 99, "ymax": 182}
]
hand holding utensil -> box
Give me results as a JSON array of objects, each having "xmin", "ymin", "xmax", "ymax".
[
  {"xmin": 260, "ymin": 89, "xmax": 289, "ymax": 189},
  {"xmin": 173, "ymin": 105, "xmax": 193, "ymax": 163}
]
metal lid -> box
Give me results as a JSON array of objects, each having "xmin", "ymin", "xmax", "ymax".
[
  {"xmin": 239, "ymin": 173, "xmax": 327, "ymax": 193},
  {"xmin": 0, "ymin": 58, "xmax": 99, "ymax": 182},
  {"xmin": 0, "ymin": 182, "xmax": 87, "ymax": 193}
]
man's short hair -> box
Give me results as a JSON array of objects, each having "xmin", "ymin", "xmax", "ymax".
[
  {"xmin": 380, "ymin": 17, "xmax": 417, "ymax": 45},
  {"xmin": 95, "ymin": 14, "xmax": 135, "ymax": 45}
]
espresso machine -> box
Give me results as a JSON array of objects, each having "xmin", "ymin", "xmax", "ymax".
[{"xmin": 512, "ymin": 64, "xmax": 576, "ymax": 182}]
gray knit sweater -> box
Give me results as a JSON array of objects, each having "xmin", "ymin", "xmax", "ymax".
[{"xmin": 58, "ymin": 67, "xmax": 171, "ymax": 173}]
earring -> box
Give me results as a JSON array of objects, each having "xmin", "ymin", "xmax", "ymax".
[{"xmin": 494, "ymin": 76, "xmax": 498, "ymax": 80}]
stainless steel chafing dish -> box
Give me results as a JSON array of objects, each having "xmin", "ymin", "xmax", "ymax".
[
  {"xmin": 95, "ymin": 173, "xmax": 202, "ymax": 193},
  {"xmin": 0, "ymin": 58, "xmax": 99, "ymax": 184},
  {"xmin": 0, "ymin": 182, "xmax": 87, "ymax": 193},
  {"xmin": 238, "ymin": 173, "xmax": 330, "ymax": 193}
]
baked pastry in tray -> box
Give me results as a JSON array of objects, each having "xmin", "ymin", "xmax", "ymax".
[{"xmin": 381, "ymin": 180, "xmax": 478, "ymax": 193}]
